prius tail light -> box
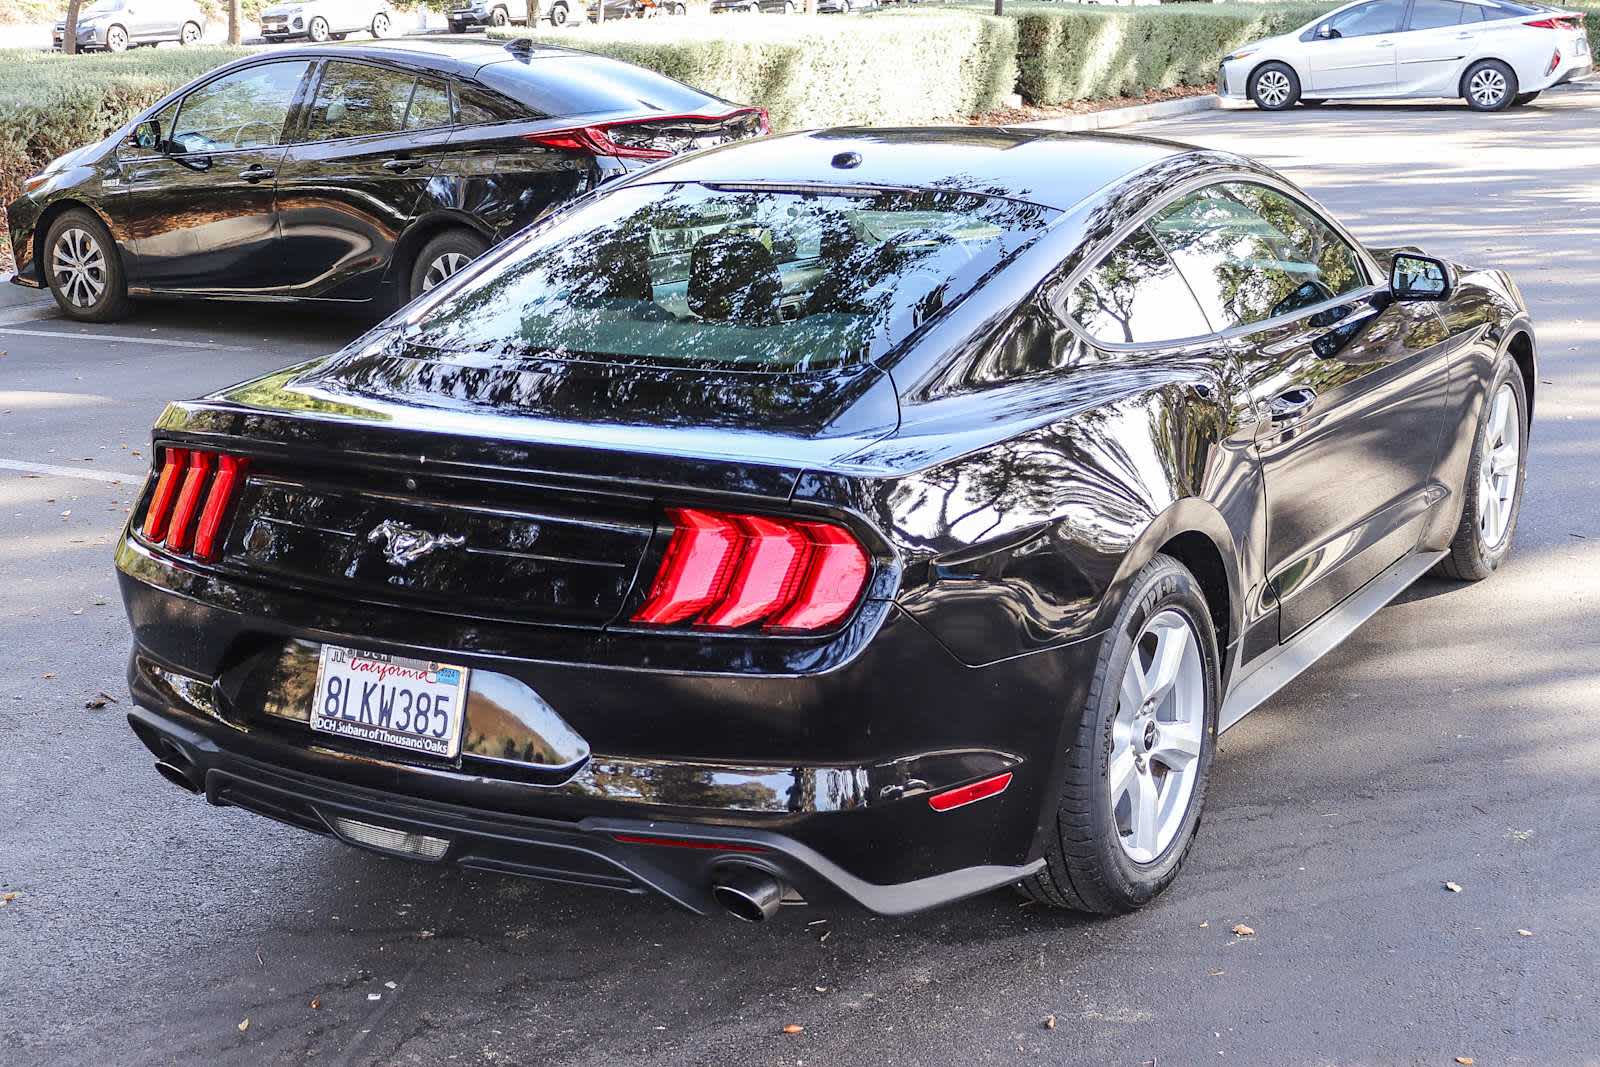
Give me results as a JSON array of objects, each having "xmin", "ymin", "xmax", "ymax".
[
  {"xmin": 138, "ymin": 446, "xmax": 249, "ymax": 562},
  {"xmin": 632, "ymin": 507, "xmax": 870, "ymax": 633},
  {"xmin": 1525, "ymin": 15, "xmax": 1582, "ymax": 28}
]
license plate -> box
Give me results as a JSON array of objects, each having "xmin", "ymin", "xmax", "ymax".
[{"xmin": 310, "ymin": 645, "xmax": 470, "ymax": 759}]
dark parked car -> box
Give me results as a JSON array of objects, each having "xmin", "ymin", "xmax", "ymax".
[
  {"xmin": 7, "ymin": 38, "xmax": 766, "ymax": 322},
  {"xmin": 116, "ymin": 128, "xmax": 1534, "ymax": 919},
  {"xmin": 53, "ymin": 0, "xmax": 208, "ymax": 51}
]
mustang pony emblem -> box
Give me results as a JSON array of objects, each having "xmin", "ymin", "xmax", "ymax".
[{"xmin": 367, "ymin": 520, "xmax": 465, "ymax": 567}]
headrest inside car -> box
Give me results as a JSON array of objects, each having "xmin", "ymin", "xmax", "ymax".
[{"xmin": 687, "ymin": 231, "xmax": 782, "ymax": 325}]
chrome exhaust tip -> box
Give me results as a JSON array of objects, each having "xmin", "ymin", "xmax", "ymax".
[
  {"xmin": 711, "ymin": 867, "xmax": 785, "ymax": 922},
  {"xmin": 154, "ymin": 759, "xmax": 201, "ymax": 794}
]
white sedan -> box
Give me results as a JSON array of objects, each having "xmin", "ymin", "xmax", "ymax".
[{"xmin": 1219, "ymin": 0, "xmax": 1592, "ymax": 111}]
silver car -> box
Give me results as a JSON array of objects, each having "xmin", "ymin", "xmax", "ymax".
[
  {"xmin": 259, "ymin": 0, "xmax": 395, "ymax": 42},
  {"xmin": 53, "ymin": 0, "xmax": 207, "ymax": 52}
]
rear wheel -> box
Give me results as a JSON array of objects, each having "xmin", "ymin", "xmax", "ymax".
[
  {"xmin": 1436, "ymin": 355, "xmax": 1528, "ymax": 581},
  {"xmin": 179, "ymin": 20, "xmax": 201, "ymax": 44},
  {"xmin": 1021, "ymin": 554, "xmax": 1218, "ymax": 914},
  {"xmin": 307, "ymin": 16, "xmax": 330, "ymax": 41},
  {"xmin": 370, "ymin": 11, "xmax": 391, "ymax": 36},
  {"xmin": 1248, "ymin": 62, "xmax": 1300, "ymax": 111},
  {"xmin": 409, "ymin": 230, "xmax": 488, "ymax": 303},
  {"xmin": 44, "ymin": 209, "xmax": 131, "ymax": 323},
  {"xmin": 1463, "ymin": 59, "xmax": 1516, "ymax": 111},
  {"xmin": 1511, "ymin": 90, "xmax": 1540, "ymax": 106},
  {"xmin": 490, "ymin": 5, "xmax": 510, "ymax": 24},
  {"xmin": 549, "ymin": 0, "xmax": 568, "ymax": 22}
]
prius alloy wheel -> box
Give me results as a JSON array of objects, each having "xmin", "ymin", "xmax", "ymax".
[
  {"xmin": 1022, "ymin": 554, "xmax": 1218, "ymax": 913},
  {"xmin": 408, "ymin": 230, "xmax": 490, "ymax": 303},
  {"xmin": 1249, "ymin": 62, "xmax": 1300, "ymax": 111},
  {"xmin": 44, "ymin": 210, "xmax": 131, "ymax": 323},
  {"xmin": 1478, "ymin": 383, "xmax": 1520, "ymax": 549},
  {"xmin": 423, "ymin": 252, "xmax": 470, "ymax": 291},
  {"xmin": 1464, "ymin": 60, "xmax": 1517, "ymax": 111}
]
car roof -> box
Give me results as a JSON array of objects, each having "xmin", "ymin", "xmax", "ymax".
[{"xmin": 630, "ymin": 127, "xmax": 1205, "ymax": 212}]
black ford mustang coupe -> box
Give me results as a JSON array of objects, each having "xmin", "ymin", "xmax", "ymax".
[
  {"xmin": 6, "ymin": 38, "xmax": 764, "ymax": 323},
  {"xmin": 116, "ymin": 128, "xmax": 1534, "ymax": 920}
]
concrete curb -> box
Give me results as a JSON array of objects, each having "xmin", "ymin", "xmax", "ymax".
[
  {"xmin": 0, "ymin": 273, "xmax": 60, "ymax": 322},
  {"xmin": 1014, "ymin": 94, "xmax": 1219, "ymax": 133}
]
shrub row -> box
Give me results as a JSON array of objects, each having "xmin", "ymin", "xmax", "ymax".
[{"xmin": 492, "ymin": 12, "xmax": 1019, "ymax": 132}]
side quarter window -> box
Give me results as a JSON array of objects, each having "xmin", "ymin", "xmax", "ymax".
[
  {"xmin": 406, "ymin": 78, "xmax": 453, "ymax": 130},
  {"xmin": 305, "ymin": 61, "xmax": 416, "ymax": 142},
  {"xmin": 1066, "ymin": 226, "xmax": 1214, "ymax": 346}
]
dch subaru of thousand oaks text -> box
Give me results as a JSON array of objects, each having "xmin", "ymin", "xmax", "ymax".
[{"xmin": 117, "ymin": 128, "xmax": 1535, "ymax": 922}]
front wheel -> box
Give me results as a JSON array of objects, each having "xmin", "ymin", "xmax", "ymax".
[
  {"xmin": 490, "ymin": 5, "xmax": 510, "ymax": 24},
  {"xmin": 307, "ymin": 16, "xmax": 330, "ymax": 41},
  {"xmin": 1248, "ymin": 61, "xmax": 1300, "ymax": 111},
  {"xmin": 1435, "ymin": 355, "xmax": 1528, "ymax": 581},
  {"xmin": 44, "ymin": 209, "xmax": 131, "ymax": 323},
  {"xmin": 370, "ymin": 11, "xmax": 390, "ymax": 36},
  {"xmin": 409, "ymin": 230, "xmax": 489, "ymax": 303},
  {"xmin": 1021, "ymin": 554, "xmax": 1219, "ymax": 913},
  {"xmin": 1463, "ymin": 59, "xmax": 1517, "ymax": 111},
  {"xmin": 549, "ymin": 0, "xmax": 568, "ymax": 22},
  {"xmin": 179, "ymin": 20, "xmax": 201, "ymax": 44}
]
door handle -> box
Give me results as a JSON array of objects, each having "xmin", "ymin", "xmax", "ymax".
[
  {"xmin": 1269, "ymin": 387, "xmax": 1318, "ymax": 423},
  {"xmin": 382, "ymin": 158, "xmax": 424, "ymax": 172},
  {"xmin": 238, "ymin": 163, "xmax": 274, "ymax": 182},
  {"xmin": 1375, "ymin": 39, "xmax": 1394, "ymax": 47}
]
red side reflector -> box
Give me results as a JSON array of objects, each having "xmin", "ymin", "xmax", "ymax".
[
  {"xmin": 633, "ymin": 507, "xmax": 743, "ymax": 625},
  {"xmin": 768, "ymin": 521, "xmax": 870, "ymax": 631},
  {"xmin": 191, "ymin": 454, "xmax": 248, "ymax": 561},
  {"xmin": 161, "ymin": 451, "xmax": 214, "ymax": 553},
  {"xmin": 928, "ymin": 772, "xmax": 1014, "ymax": 813},
  {"xmin": 141, "ymin": 448, "xmax": 188, "ymax": 542},
  {"xmin": 612, "ymin": 833, "xmax": 768, "ymax": 854}
]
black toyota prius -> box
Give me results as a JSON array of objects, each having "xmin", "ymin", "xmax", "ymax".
[
  {"xmin": 117, "ymin": 128, "xmax": 1535, "ymax": 921},
  {"xmin": 6, "ymin": 37, "xmax": 765, "ymax": 322}
]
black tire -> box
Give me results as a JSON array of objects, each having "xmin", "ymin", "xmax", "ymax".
[
  {"xmin": 307, "ymin": 16, "xmax": 330, "ymax": 41},
  {"xmin": 448, "ymin": 21, "xmax": 466, "ymax": 31},
  {"xmin": 330, "ymin": 32, "xmax": 347, "ymax": 40},
  {"xmin": 1462, "ymin": 59, "xmax": 1517, "ymax": 111},
  {"xmin": 43, "ymin": 209, "xmax": 132, "ymax": 323},
  {"xmin": 1248, "ymin": 61, "xmax": 1300, "ymax": 110},
  {"xmin": 106, "ymin": 23, "xmax": 129, "ymax": 51},
  {"xmin": 1020, "ymin": 554, "xmax": 1219, "ymax": 914},
  {"xmin": 179, "ymin": 20, "xmax": 201, "ymax": 44},
  {"xmin": 1299, "ymin": 97, "xmax": 1327, "ymax": 107},
  {"xmin": 1435, "ymin": 354, "xmax": 1529, "ymax": 581},
  {"xmin": 408, "ymin": 229, "xmax": 489, "ymax": 303},
  {"xmin": 490, "ymin": 5, "xmax": 510, "ymax": 24},
  {"xmin": 1511, "ymin": 90, "xmax": 1540, "ymax": 106},
  {"xmin": 549, "ymin": 1, "xmax": 568, "ymax": 23}
]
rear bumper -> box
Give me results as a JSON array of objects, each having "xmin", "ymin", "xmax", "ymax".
[
  {"xmin": 117, "ymin": 540, "xmax": 1100, "ymax": 915},
  {"xmin": 129, "ymin": 701, "xmax": 1043, "ymax": 915}
]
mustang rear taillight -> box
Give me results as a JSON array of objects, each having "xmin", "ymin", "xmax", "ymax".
[
  {"xmin": 632, "ymin": 507, "xmax": 869, "ymax": 633},
  {"xmin": 139, "ymin": 446, "xmax": 249, "ymax": 562}
]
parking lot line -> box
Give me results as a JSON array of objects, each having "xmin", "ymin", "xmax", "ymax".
[
  {"xmin": 0, "ymin": 327, "xmax": 256, "ymax": 352},
  {"xmin": 0, "ymin": 457, "xmax": 139, "ymax": 484}
]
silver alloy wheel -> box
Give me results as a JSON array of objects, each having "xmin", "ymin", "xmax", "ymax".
[
  {"xmin": 50, "ymin": 226, "xmax": 108, "ymax": 310},
  {"xmin": 1478, "ymin": 382, "xmax": 1520, "ymax": 549},
  {"xmin": 1110, "ymin": 608, "xmax": 1205, "ymax": 863},
  {"xmin": 1469, "ymin": 68, "xmax": 1508, "ymax": 107},
  {"xmin": 1255, "ymin": 69, "xmax": 1292, "ymax": 108},
  {"xmin": 421, "ymin": 251, "xmax": 471, "ymax": 292},
  {"xmin": 371, "ymin": 12, "xmax": 390, "ymax": 35},
  {"xmin": 107, "ymin": 25, "xmax": 128, "ymax": 50},
  {"xmin": 180, "ymin": 20, "xmax": 200, "ymax": 44},
  {"xmin": 309, "ymin": 16, "xmax": 329, "ymax": 41}
]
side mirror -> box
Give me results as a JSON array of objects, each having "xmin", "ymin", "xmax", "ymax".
[
  {"xmin": 1317, "ymin": 23, "xmax": 1340, "ymax": 39},
  {"xmin": 133, "ymin": 118, "xmax": 162, "ymax": 151},
  {"xmin": 1390, "ymin": 253, "xmax": 1453, "ymax": 302}
]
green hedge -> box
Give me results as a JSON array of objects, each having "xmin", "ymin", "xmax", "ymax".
[
  {"xmin": 0, "ymin": 46, "xmax": 254, "ymax": 215},
  {"xmin": 1011, "ymin": 3, "xmax": 1334, "ymax": 105},
  {"xmin": 493, "ymin": 13, "xmax": 1018, "ymax": 131}
]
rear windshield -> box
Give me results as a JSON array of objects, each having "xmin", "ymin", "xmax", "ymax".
[
  {"xmin": 406, "ymin": 182, "xmax": 1056, "ymax": 372},
  {"xmin": 478, "ymin": 56, "xmax": 718, "ymax": 118}
]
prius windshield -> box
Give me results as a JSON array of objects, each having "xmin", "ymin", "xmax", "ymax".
[{"xmin": 407, "ymin": 182, "xmax": 1056, "ymax": 372}]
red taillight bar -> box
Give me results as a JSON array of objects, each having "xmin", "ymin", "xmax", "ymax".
[
  {"xmin": 521, "ymin": 107, "xmax": 770, "ymax": 161},
  {"xmin": 138, "ymin": 446, "xmax": 249, "ymax": 562},
  {"xmin": 632, "ymin": 506, "xmax": 870, "ymax": 633}
]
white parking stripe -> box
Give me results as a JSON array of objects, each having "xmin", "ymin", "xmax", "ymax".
[
  {"xmin": 0, "ymin": 327, "xmax": 255, "ymax": 352},
  {"xmin": 0, "ymin": 458, "xmax": 140, "ymax": 484}
]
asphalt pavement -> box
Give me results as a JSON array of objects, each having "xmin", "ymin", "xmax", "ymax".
[{"xmin": 4, "ymin": 90, "xmax": 1599, "ymax": 1066}]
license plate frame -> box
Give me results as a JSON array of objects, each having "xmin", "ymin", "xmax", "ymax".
[{"xmin": 310, "ymin": 645, "xmax": 470, "ymax": 759}]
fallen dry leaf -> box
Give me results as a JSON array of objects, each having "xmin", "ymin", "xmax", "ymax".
[
  {"xmin": 84, "ymin": 691, "xmax": 119, "ymax": 709},
  {"xmin": 1043, "ymin": 1014, "xmax": 1057, "ymax": 1030},
  {"xmin": 309, "ymin": 996, "xmax": 321, "ymax": 1010},
  {"xmin": 416, "ymin": 929, "xmax": 435, "ymax": 939},
  {"xmin": 237, "ymin": 1019, "xmax": 250, "ymax": 1033},
  {"xmin": 1444, "ymin": 882, "xmax": 1464, "ymax": 893},
  {"xmin": 1199, "ymin": 920, "xmax": 1209, "ymax": 928},
  {"xmin": 0, "ymin": 891, "xmax": 21, "ymax": 906},
  {"xmin": 1517, "ymin": 929, "xmax": 1534, "ymax": 937},
  {"xmin": 1232, "ymin": 923, "xmax": 1255, "ymax": 937},
  {"xmin": 782, "ymin": 1024, "xmax": 804, "ymax": 1035},
  {"xmin": 42, "ymin": 672, "xmax": 56, "ymax": 680},
  {"xmin": 1455, "ymin": 1058, "xmax": 1474, "ymax": 1065},
  {"xmin": 1209, "ymin": 969, "xmax": 1226, "ymax": 977}
]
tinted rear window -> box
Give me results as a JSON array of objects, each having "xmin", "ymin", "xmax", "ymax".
[
  {"xmin": 406, "ymin": 182, "xmax": 1056, "ymax": 372},
  {"xmin": 478, "ymin": 56, "xmax": 719, "ymax": 118}
]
